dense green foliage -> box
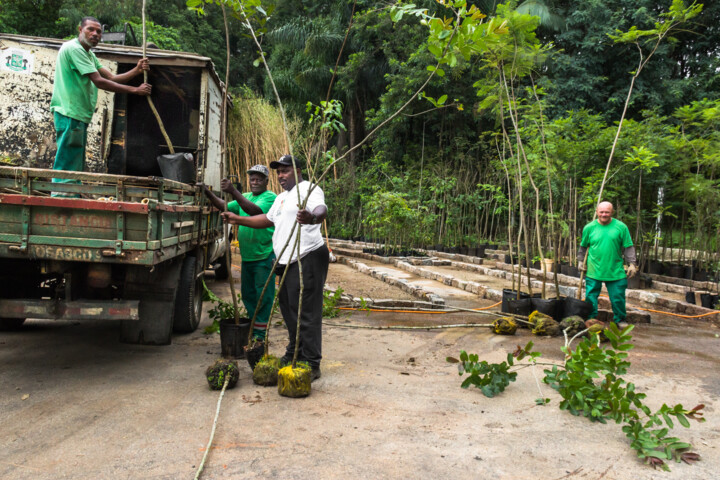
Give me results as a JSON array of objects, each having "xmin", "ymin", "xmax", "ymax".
[{"xmin": 2, "ymin": 0, "xmax": 718, "ymax": 268}]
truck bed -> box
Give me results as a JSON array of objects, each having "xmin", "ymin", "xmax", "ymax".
[{"xmin": 0, "ymin": 166, "xmax": 222, "ymax": 265}]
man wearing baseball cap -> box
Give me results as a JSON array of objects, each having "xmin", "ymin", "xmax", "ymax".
[
  {"xmin": 222, "ymin": 154, "xmax": 329, "ymax": 381},
  {"xmin": 200, "ymin": 164, "xmax": 277, "ymax": 342}
]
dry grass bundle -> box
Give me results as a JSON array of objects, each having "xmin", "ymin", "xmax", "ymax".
[{"xmin": 226, "ymin": 94, "xmax": 302, "ymax": 193}]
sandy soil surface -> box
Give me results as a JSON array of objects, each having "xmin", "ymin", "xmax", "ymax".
[
  {"xmin": 326, "ymin": 262, "xmax": 416, "ymax": 301},
  {"xmin": 1, "ymin": 268, "xmax": 718, "ymax": 480}
]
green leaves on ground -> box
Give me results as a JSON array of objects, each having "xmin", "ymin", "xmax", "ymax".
[
  {"xmin": 452, "ymin": 350, "xmax": 517, "ymax": 398},
  {"xmin": 453, "ymin": 324, "xmax": 704, "ymax": 470}
]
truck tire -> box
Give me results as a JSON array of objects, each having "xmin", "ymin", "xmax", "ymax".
[
  {"xmin": 120, "ymin": 259, "xmax": 182, "ymax": 345},
  {"xmin": 173, "ymin": 255, "xmax": 203, "ymax": 333},
  {"xmin": 214, "ymin": 250, "xmax": 230, "ymax": 280},
  {"xmin": 0, "ymin": 318, "xmax": 26, "ymax": 330}
]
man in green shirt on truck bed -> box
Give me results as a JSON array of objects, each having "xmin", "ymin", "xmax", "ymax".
[
  {"xmin": 578, "ymin": 201, "xmax": 638, "ymax": 327},
  {"xmin": 201, "ymin": 165, "xmax": 277, "ymax": 341},
  {"xmin": 50, "ymin": 16, "xmax": 152, "ymax": 195}
]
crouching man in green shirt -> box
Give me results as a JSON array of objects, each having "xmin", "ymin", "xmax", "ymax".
[
  {"xmin": 578, "ymin": 201, "xmax": 638, "ymax": 327},
  {"xmin": 200, "ymin": 165, "xmax": 277, "ymax": 341},
  {"xmin": 50, "ymin": 16, "xmax": 151, "ymax": 195}
]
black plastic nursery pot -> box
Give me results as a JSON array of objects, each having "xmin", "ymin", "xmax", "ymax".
[
  {"xmin": 683, "ymin": 265, "xmax": 696, "ymax": 280},
  {"xmin": 562, "ymin": 265, "xmax": 580, "ymax": 278},
  {"xmin": 701, "ymin": 293, "xmax": 720, "ymax": 310},
  {"xmin": 501, "ymin": 288, "xmax": 529, "ymax": 313},
  {"xmin": 507, "ymin": 298, "xmax": 533, "ymax": 318},
  {"xmin": 693, "ymin": 270, "xmax": 710, "ymax": 282},
  {"xmin": 562, "ymin": 296, "xmax": 593, "ymax": 320},
  {"xmin": 664, "ymin": 264, "xmax": 685, "ymax": 278},
  {"xmin": 530, "ymin": 297, "xmax": 562, "ymax": 321},
  {"xmin": 647, "ymin": 260, "xmax": 664, "ymax": 275},
  {"xmin": 220, "ymin": 317, "xmax": 250, "ymax": 359},
  {"xmin": 627, "ymin": 274, "xmax": 652, "ymax": 290}
]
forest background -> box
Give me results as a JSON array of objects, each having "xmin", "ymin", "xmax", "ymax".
[{"xmin": 1, "ymin": 0, "xmax": 718, "ymax": 272}]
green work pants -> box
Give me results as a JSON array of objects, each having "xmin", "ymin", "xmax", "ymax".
[
  {"xmin": 52, "ymin": 112, "xmax": 87, "ymax": 197},
  {"xmin": 241, "ymin": 254, "xmax": 276, "ymax": 341},
  {"xmin": 585, "ymin": 276, "xmax": 627, "ymax": 324}
]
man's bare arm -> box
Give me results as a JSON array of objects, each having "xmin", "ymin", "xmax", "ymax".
[
  {"xmin": 88, "ymin": 71, "xmax": 151, "ymax": 95},
  {"xmin": 221, "ymin": 212, "xmax": 274, "ymax": 229},
  {"xmin": 98, "ymin": 58, "xmax": 149, "ymax": 84}
]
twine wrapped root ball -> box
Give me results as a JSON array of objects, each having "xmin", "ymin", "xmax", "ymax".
[
  {"xmin": 253, "ymin": 354, "xmax": 281, "ymax": 386},
  {"xmin": 278, "ymin": 364, "xmax": 312, "ymax": 398},
  {"xmin": 531, "ymin": 312, "xmax": 561, "ymax": 337},
  {"xmin": 559, "ymin": 316, "xmax": 586, "ymax": 336},
  {"xmin": 205, "ymin": 359, "xmax": 240, "ymax": 390},
  {"xmin": 492, "ymin": 317, "xmax": 518, "ymax": 335}
]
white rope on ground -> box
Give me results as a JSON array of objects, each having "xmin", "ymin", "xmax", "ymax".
[
  {"xmin": 194, "ymin": 376, "xmax": 230, "ymax": 480},
  {"xmin": 323, "ymin": 321, "xmax": 493, "ymax": 330}
]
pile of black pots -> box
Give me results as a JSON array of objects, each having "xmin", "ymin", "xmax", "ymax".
[
  {"xmin": 433, "ymin": 243, "xmax": 508, "ymax": 257},
  {"xmin": 685, "ymin": 291, "xmax": 720, "ymax": 309},
  {"xmin": 500, "ymin": 289, "xmax": 594, "ymax": 321},
  {"xmin": 362, "ymin": 247, "xmax": 428, "ymax": 257},
  {"xmin": 643, "ymin": 259, "xmax": 718, "ymax": 282}
]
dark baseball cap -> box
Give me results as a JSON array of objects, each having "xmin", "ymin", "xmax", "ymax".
[{"xmin": 270, "ymin": 154, "xmax": 304, "ymax": 169}]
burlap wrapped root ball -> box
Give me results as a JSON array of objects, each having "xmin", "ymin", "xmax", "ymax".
[
  {"xmin": 530, "ymin": 311, "xmax": 561, "ymax": 337},
  {"xmin": 559, "ymin": 315, "xmax": 585, "ymax": 336},
  {"xmin": 492, "ymin": 317, "xmax": 518, "ymax": 335},
  {"xmin": 278, "ymin": 364, "xmax": 311, "ymax": 398},
  {"xmin": 584, "ymin": 319, "xmax": 609, "ymax": 341},
  {"xmin": 205, "ymin": 359, "xmax": 240, "ymax": 390},
  {"xmin": 253, "ymin": 354, "xmax": 281, "ymax": 386}
]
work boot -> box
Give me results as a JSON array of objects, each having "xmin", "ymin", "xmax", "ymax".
[{"xmin": 310, "ymin": 366, "xmax": 321, "ymax": 382}]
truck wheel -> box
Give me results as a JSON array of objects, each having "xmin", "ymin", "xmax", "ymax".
[
  {"xmin": 214, "ymin": 250, "xmax": 230, "ymax": 280},
  {"xmin": 120, "ymin": 260, "xmax": 182, "ymax": 345},
  {"xmin": 173, "ymin": 255, "xmax": 203, "ymax": 333},
  {"xmin": 0, "ymin": 318, "xmax": 26, "ymax": 330}
]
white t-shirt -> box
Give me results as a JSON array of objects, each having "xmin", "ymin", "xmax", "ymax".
[{"xmin": 266, "ymin": 180, "xmax": 326, "ymax": 265}]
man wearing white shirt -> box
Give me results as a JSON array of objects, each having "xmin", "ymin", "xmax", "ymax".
[{"xmin": 221, "ymin": 155, "xmax": 329, "ymax": 381}]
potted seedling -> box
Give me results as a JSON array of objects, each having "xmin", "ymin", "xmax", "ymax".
[{"xmin": 203, "ymin": 281, "xmax": 249, "ymax": 358}]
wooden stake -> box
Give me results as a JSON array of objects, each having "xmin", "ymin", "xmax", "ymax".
[{"xmin": 142, "ymin": 0, "xmax": 174, "ymax": 154}]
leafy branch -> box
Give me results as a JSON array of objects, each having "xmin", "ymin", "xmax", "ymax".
[{"xmin": 450, "ymin": 324, "xmax": 705, "ymax": 471}]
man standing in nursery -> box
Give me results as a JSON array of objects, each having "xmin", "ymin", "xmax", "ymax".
[
  {"xmin": 221, "ymin": 155, "xmax": 329, "ymax": 381},
  {"xmin": 200, "ymin": 165, "xmax": 277, "ymax": 342},
  {"xmin": 50, "ymin": 16, "xmax": 152, "ymax": 194},
  {"xmin": 578, "ymin": 201, "xmax": 638, "ymax": 327}
]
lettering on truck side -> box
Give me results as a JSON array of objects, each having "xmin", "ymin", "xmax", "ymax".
[
  {"xmin": 33, "ymin": 213, "xmax": 113, "ymax": 229},
  {"xmin": 31, "ymin": 245, "xmax": 101, "ymax": 262}
]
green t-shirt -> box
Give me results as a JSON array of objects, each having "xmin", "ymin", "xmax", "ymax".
[
  {"xmin": 228, "ymin": 190, "xmax": 276, "ymax": 262},
  {"xmin": 580, "ymin": 218, "xmax": 633, "ymax": 281},
  {"xmin": 50, "ymin": 38, "xmax": 103, "ymax": 124}
]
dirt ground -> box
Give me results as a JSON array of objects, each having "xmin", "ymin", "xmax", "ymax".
[
  {"xmin": 326, "ymin": 262, "xmax": 416, "ymax": 301},
  {"xmin": 1, "ymin": 264, "xmax": 719, "ymax": 480}
]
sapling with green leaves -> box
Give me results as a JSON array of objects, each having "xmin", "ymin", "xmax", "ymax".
[{"xmin": 449, "ymin": 323, "xmax": 705, "ymax": 471}]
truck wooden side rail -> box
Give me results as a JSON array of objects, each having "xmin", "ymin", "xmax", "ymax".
[{"xmin": 0, "ymin": 167, "xmax": 225, "ymax": 345}]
